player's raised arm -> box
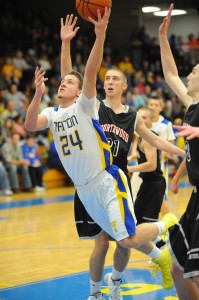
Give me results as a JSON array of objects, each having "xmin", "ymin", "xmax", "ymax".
[
  {"xmin": 25, "ymin": 67, "xmax": 48, "ymax": 131},
  {"xmin": 159, "ymin": 3, "xmax": 193, "ymax": 107},
  {"xmin": 60, "ymin": 14, "xmax": 80, "ymax": 79},
  {"xmin": 82, "ymin": 7, "xmax": 111, "ymax": 99}
]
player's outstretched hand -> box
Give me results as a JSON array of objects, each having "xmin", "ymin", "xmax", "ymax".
[
  {"xmin": 60, "ymin": 14, "xmax": 80, "ymax": 42},
  {"xmin": 34, "ymin": 66, "xmax": 48, "ymax": 96},
  {"xmin": 159, "ymin": 3, "xmax": 174, "ymax": 36},
  {"xmin": 88, "ymin": 7, "xmax": 111, "ymax": 37}
]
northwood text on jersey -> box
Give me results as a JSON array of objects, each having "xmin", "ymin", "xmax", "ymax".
[{"xmin": 101, "ymin": 124, "xmax": 129, "ymax": 143}]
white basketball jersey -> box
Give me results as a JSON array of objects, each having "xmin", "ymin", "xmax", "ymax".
[
  {"xmin": 41, "ymin": 93, "xmax": 112, "ymax": 186},
  {"xmin": 152, "ymin": 115, "xmax": 175, "ymax": 142}
]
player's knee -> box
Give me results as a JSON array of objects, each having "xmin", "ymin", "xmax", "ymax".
[
  {"xmin": 94, "ymin": 234, "xmax": 109, "ymax": 253},
  {"xmin": 117, "ymin": 237, "xmax": 138, "ymax": 249},
  {"xmin": 116, "ymin": 243, "xmax": 131, "ymax": 258}
]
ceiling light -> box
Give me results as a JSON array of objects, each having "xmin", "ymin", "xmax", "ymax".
[
  {"xmin": 142, "ymin": 6, "xmax": 161, "ymax": 13},
  {"xmin": 153, "ymin": 9, "xmax": 187, "ymax": 16}
]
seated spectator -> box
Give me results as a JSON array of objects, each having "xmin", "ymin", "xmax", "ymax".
[
  {"xmin": 132, "ymin": 86, "xmax": 146, "ymax": 110},
  {"xmin": 12, "ymin": 50, "xmax": 31, "ymax": 72},
  {"xmin": 1, "ymin": 58, "xmax": 20, "ymax": 79},
  {"xmin": 1, "ymin": 117, "xmax": 14, "ymax": 143},
  {"xmin": 1, "ymin": 133, "xmax": 32, "ymax": 193},
  {"xmin": 1, "ymin": 100, "xmax": 19, "ymax": 123},
  {"xmin": 0, "ymin": 152, "xmax": 13, "ymax": 196},
  {"xmin": 171, "ymin": 95, "xmax": 186, "ymax": 121},
  {"xmin": 6, "ymin": 83, "xmax": 28, "ymax": 117},
  {"xmin": 22, "ymin": 134, "xmax": 45, "ymax": 192},
  {"xmin": 123, "ymin": 90, "xmax": 135, "ymax": 108},
  {"xmin": 38, "ymin": 54, "xmax": 52, "ymax": 77},
  {"xmin": 118, "ymin": 55, "xmax": 135, "ymax": 77},
  {"xmin": 39, "ymin": 86, "xmax": 51, "ymax": 113},
  {"xmin": 0, "ymin": 70, "xmax": 12, "ymax": 91},
  {"xmin": 72, "ymin": 53, "xmax": 85, "ymax": 74}
]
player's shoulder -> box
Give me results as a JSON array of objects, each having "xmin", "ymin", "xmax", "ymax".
[
  {"xmin": 128, "ymin": 106, "xmax": 137, "ymax": 114},
  {"xmin": 160, "ymin": 115, "xmax": 171, "ymax": 125}
]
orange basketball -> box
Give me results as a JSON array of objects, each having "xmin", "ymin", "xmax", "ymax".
[{"xmin": 75, "ymin": 0, "xmax": 112, "ymax": 22}]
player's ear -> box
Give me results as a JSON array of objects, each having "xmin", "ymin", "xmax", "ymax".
[
  {"xmin": 122, "ymin": 83, "xmax": 128, "ymax": 92},
  {"xmin": 77, "ymin": 89, "xmax": 81, "ymax": 97}
]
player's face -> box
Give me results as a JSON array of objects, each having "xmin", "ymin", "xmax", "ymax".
[
  {"xmin": 104, "ymin": 70, "xmax": 127, "ymax": 98},
  {"xmin": 147, "ymin": 100, "xmax": 162, "ymax": 117},
  {"xmin": 187, "ymin": 64, "xmax": 199, "ymax": 97},
  {"xmin": 58, "ymin": 75, "xmax": 80, "ymax": 101},
  {"xmin": 139, "ymin": 110, "xmax": 152, "ymax": 128}
]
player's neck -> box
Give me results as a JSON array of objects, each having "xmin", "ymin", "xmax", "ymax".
[
  {"xmin": 104, "ymin": 98, "xmax": 126, "ymax": 113},
  {"xmin": 153, "ymin": 114, "xmax": 160, "ymax": 122},
  {"xmin": 59, "ymin": 98, "xmax": 76, "ymax": 108}
]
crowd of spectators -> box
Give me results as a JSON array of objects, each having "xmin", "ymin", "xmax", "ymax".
[{"xmin": 0, "ymin": 2, "xmax": 199, "ymax": 195}]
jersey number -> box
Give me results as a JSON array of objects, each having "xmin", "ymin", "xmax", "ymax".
[
  {"xmin": 60, "ymin": 130, "xmax": 83, "ymax": 156},
  {"xmin": 107, "ymin": 138, "xmax": 120, "ymax": 157}
]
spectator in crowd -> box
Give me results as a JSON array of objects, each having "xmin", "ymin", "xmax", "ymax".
[
  {"xmin": 1, "ymin": 100, "xmax": 19, "ymax": 123},
  {"xmin": 12, "ymin": 50, "xmax": 31, "ymax": 72},
  {"xmin": 123, "ymin": 90, "xmax": 135, "ymax": 108},
  {"xmin": 1, "ymin": 117, "xmax": 14, "ymax": 142},
  {"xmin": 118, "ymin": 55, "xmax": 135, "ymax": 76},
  {"xmin": 1, "ymin": 58, "xmax": 19, "ymax": 79},
  {"xmin": 22, "ymin": 134, "xmax": 45, "ymax": 192},
  {"xmin": 131, "ymin": 86, "xmax": 146, "ymax": 110},
  {"xmin": 0, "ymin": 152, "xmax": 13, "ymax": 196},
  {"xmin": 0, "ymin": 70, "xmax": 12, "ymax": 91},
  {"xmin": 1, "ymin": 133, "xmax": 32, "ymax": 193},
  {"xmin": 6, "ymin": 83, "xmax": 28, "ymax": 117},
  {"xmin": 171, "ymin": 95, "xmax": 186, "ymax": 121},
  {"xmin": 72, "ymin": 53, "xmax": 85, "ymax": 73}
]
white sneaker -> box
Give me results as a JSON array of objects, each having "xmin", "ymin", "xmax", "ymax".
[
  {"xmin": 87, "ymin": 292, "xmax": 105, "ymax": 299},
  {"xmin": 104, "ymin": 273, "xmax": 123, "ymax": 300},
  {"xmin": 34, "ymin": 186, "xmax": 46, "ymax": 192},
  {"xmin": 2, "ymin": 190, "xmax": 13, "ymax": 195}
]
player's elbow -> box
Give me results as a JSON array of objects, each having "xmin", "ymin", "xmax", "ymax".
[{"xmin": 24, "ymin": 121, "xmax": 37, "ymax": 132}]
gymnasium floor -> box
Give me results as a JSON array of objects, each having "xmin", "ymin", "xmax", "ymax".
[{"xmin": 0, "ymin": 179, "xmax": 192, "ymax": 300}]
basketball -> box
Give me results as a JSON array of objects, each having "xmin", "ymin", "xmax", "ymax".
[{"xmin": 75, "ymin": 0, "xmax": 112, "ymax": 22}]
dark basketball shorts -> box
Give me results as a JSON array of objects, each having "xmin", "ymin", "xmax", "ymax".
[
  {"xmin": 134, "ymin": 176, "xmax": 166, "ymax": 225},
  {"xmin": 167, "ymin": 187, "xmax": 199, "ymax": 279}
]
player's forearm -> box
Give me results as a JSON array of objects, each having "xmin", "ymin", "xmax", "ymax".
[
  {"xmin": 25, "ymin": 92, "xmax": 42, "ymax": 131},
  {"xmin": 159, "ymin": 34, "xmax": 179, "ymax": 82},
  {"xmin": 85, "ymin": 35, "xmax": 106, "ymax": 76},
  {"xmin": 153, "ymin": 137, "xmax": 184, "ymax": 157},
  {"xmin": 172, "ymin": 159, "xmax": 186, "ymax": 183},
  {"xmin": 61, "ymin": 40, "xmax": 72, "ymax": 79}
]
